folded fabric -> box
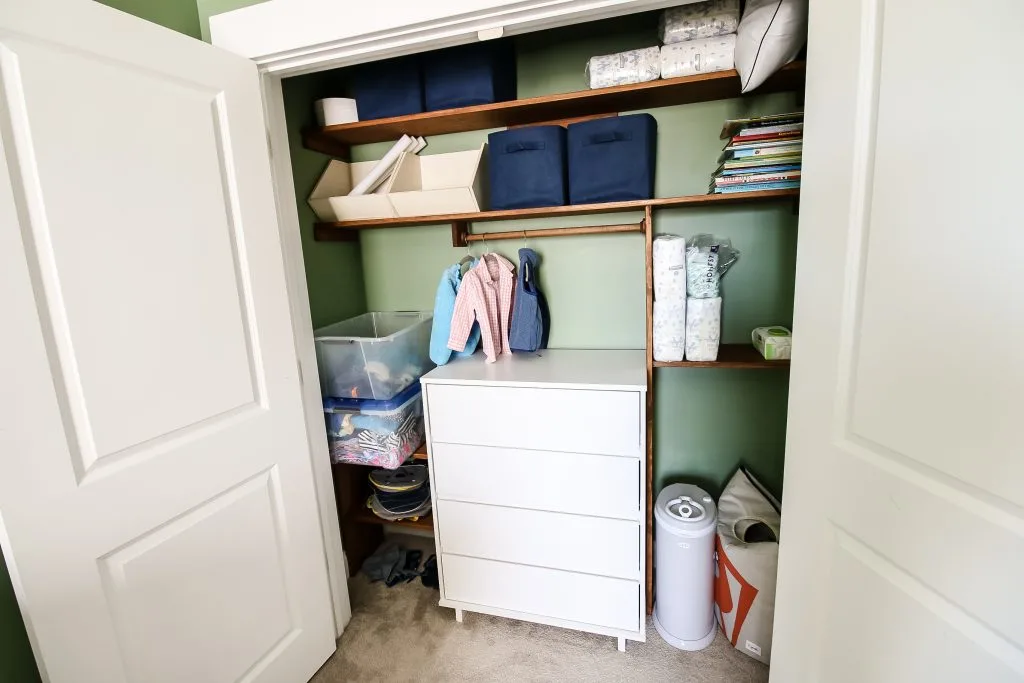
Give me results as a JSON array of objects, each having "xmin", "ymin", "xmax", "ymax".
[
  {"xmin": 653, "ymin": 235, "xmax": 688, "ymax": 303},
  {"xmin": 653, "ymin": 300, "xmax": 687, "ymax": 362},
  {"xmin": 430, "ymin": 262, "xmax": 481, "ymax": 366},
  {"xmin": 685, "ymin": 296, "xmax": 722, "ymax": 361}
]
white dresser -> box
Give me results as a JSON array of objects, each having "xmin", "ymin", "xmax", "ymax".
[{"xmin": 420, "ymin": 349, "xmax": 647, "ymax": 651}]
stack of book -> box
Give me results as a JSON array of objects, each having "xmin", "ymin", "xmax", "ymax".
[{"xmin": 709, "ymin": 112, "xmax": 803, "ymax": 194}]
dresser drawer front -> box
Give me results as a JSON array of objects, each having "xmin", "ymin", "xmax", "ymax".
[
  {"xmin": 425, "ymin": 385, "xmax": 641, "ymax": 457},
  {"xmin": 442, "ymin": 554, "xmax": 639, "ymax": 632},
  {"xmin": 437, "ymin": 500, "xmax": 640, "ymax": 579},
  {"xmin": 431, "ymin": 443, "xmax": 640, "ymax": 520}
]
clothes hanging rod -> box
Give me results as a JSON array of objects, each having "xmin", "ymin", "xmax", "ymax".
[{"xmin": 460, "ymin": 222, "xmax": 643, "ymax": 245}]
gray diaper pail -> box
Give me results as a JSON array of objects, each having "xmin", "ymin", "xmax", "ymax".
[{"xmin": 653, "ymin": 483, "xmax": 718, "ymax": 651}]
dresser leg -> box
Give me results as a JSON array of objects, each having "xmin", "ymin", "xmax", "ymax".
[
  {"xmin": 617, "ymin": 637, "xmax": 626, "ymax": 652},
  {"xmin": 455, "ymin": 608, "xmax": 464, "ymax": 624}
]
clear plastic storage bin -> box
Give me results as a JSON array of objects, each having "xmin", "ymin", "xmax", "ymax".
[
  {"xmin": 323, "ymin": 383, "xmax": 424, "ymax": 469},
  {"xmin": 314, "ymin": 311, "xmax": 433, "ymax": 400}
]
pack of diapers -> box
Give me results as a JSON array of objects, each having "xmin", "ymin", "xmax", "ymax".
[{"xmin": 586, "ymin": 47, "xmax": 661, "ymax": 89}]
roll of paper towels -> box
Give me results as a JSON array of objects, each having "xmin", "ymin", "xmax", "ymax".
[
  {"xmin": 685, "ymin": 297, "xmax": 722, "ymax": 362},
  {"xmin": 315, "ymin": 98, "xmax": 359, "ymax": 126}
]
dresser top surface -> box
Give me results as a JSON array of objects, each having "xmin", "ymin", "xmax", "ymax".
[{"xmin": 420, "ymin": 349, "xmax": 647, "ymax": 392}]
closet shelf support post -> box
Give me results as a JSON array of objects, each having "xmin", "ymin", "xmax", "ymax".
[{"xmin": 451, "ymin": 221, "xmax": 470, "ymax": 248}]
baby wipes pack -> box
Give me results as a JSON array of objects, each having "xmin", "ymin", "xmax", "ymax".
[{"xmin": 751, "ymin": 326, "xmax": 791, "ymax": 360}]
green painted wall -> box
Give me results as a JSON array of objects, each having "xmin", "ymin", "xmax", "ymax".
[
  {"xmin": 196, "ymin": 0, "xmax": 268, "ymax": 41},
  {"xmin": 98, "ymin": 0, "xmax": 201, "ymax": 38},
  {"xmin": 0, "ymin": 553, "xmax": 39, "ymax": 683},
  {"xmin": 282, "ymin": 75, "xmax": 369, "ymax": 328},
  {"xmin": 290, "ymin": 13, "xmax": 796, "ymax": 498}
]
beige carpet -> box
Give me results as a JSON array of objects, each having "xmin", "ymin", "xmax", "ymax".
[{"xmin": 310, "ymin": 534, "xmax": 768, "ymax": 683}]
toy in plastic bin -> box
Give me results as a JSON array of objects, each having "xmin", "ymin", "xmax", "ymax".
[{"xmin": 323, "ymin": 383, "xmax": 424, "ymax": 469}]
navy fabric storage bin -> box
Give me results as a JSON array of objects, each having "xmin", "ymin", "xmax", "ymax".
[
  {"xmin": 567, "ymin": 114, "xmax": 658, "ymax": 204},
  {"xmin": 488, "ymin": 126, "xmax": 567, "ymax": 210},
  {"xmin": 423, "ymin": 41, "xmax": 516, "ymax": 111},
  {"xmin": 349, "ymin": 56, "xmax": 423, "ymax": 120}
]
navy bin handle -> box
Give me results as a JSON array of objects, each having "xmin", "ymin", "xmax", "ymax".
[
  {"xmin": 504, "ymin": 140, "xmax": 546, "ymax": 153},
  {"xmin": 585, "ymin": 131, "xmax": 633, "ymax": 145}
]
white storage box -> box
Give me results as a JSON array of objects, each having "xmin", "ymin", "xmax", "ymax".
[
  {"xmin": 387, "ymin": 144, "xmax": 486, "ymax": 217},
  {"xmin": 314, "ymin": 311, "xmax": 434, "ymax": 400},
  {"xmin": 308, "ymin": 159, "xmax": 396, "ymax": 222}
]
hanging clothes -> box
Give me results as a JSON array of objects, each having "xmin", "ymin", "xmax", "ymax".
[
  {"xmin": 509, "ymin": 248, "xmax": 549, "ymax": 352},
  {"xmin": 448, "ymin": 253, "xmax": 516, "ymax": 363},
  {"xmin": 429, "ymin": 260, "xmax": 481, "ymax": 366}
]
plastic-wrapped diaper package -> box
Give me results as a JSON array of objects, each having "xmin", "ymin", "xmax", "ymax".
[
  {"xmin": 661, "ymin": 35, "xmax": 736, "ymax": 79},
  {"xmin": 685, "ymin": 296, "xmax": 722, "ymax": 361},
  {"xmin": 660, "ymin": 0, "xmax": 741, "ymax": 45},
  {"xmin": 653, "ymin": 235, "xmax": 688, "ymax": 302},
  {"xmin": 653, "ymin": 300, "xmax": 687, "ymax": 362},
  {"xmin": 586, "ymin": 47, "xmax": 661, "ymax": 89},
  {"xmin": 686, "ymin": 234, "xmax": 739, "ymax": 299}
]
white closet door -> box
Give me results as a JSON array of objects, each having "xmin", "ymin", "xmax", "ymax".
[
  {"xmin": 0, "ymin": 2, "xmax": 335, "ymax": 682},
  {"xmin": 772, "ymin": 0, "xmax": 1024, "ymax": 680}
]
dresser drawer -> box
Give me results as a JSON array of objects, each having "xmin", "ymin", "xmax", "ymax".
[
  {"xmin": 425, "ymin": 385, "xmax": 641, "ymax": 457},
  {"xmin": 437, "ymin": 500, "xmax": 640, "ymax": 579},
  {"xmin": 431, "ymin": 443, "xmax": 640, "ymax": 520},
  {"xmin": 442, "ymin": 554, "xmax": 639, "ymax": 632}
]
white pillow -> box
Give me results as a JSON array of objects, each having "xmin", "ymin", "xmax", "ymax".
[{"xmin": 735, "ymin": 0, "xmax": 809, "ymax": 93}]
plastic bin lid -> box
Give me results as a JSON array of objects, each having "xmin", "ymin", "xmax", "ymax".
[
  {"xmin": 322, "ymin": 381, "xmax": 421, "ymax": 413},
  {"xmin": 654, "ymin": 483, "xmax": 717, "ymax": 537}
]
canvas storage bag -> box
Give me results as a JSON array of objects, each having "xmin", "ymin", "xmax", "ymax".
[{"xmin": 714, "ymin": 468, "xmax": 781, "ymax": 664}]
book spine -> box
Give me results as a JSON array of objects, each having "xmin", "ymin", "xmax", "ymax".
[
  {"xmin": 730, "ymin": 146, "xmax": 802, "ymax": 159},
  {"xmin": 736, "ymin": 122, "xmax": 803, "ymax": 136},
  {"xmin": 714, "ymin": 181, "xmax": 801, "ymax": 193},
  {"xmin": 716, "ymin": 172, "xmax": 801, "ymax": 186}
]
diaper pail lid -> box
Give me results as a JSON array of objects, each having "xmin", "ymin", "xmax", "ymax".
[{"xmin": 655, "ymin": 483, "xmax": 717, "ymax": 537}]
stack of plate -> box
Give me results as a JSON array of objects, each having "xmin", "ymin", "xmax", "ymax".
[{"xmin": 366, "ymin": 464, "xmax": 431, "ymax": 521}]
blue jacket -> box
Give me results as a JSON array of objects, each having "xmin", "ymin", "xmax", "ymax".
[{"xmin": 430, "ymin": 262, "xmax": 481, "ymax": 365}]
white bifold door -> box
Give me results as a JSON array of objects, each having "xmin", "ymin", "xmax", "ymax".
[
  {"xmin": 0, "ymin": 1, "xmax": 336, "ymax": 682},
  {"xmin": 772, "ymin": 0, "xmax": 1024, "ymax": 680}
]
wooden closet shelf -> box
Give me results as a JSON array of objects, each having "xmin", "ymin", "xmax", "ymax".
[
  {"xmin": 303, "ymin": 62, "xmax": 806, "ymax": 150},
  {"xmin": 350, "ymin": 505, "xmax": 434, "ymax": 533},
  {"xmin": 653, "ymin": 344, "xmax": 790, "ymax": 369},
  {"xmin": 412, "ymin": 442, "xmax": 428, "ymax": 460},
  {"xmin": 313, "ymin": 188, "xmax": 799, "ymax": 242}
]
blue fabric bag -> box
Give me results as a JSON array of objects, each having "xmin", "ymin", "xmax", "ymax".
[
  {"xmin": 567, "ymin": 113, "xmax": 657, "ymax": 204},
  {"xmin": 509, "ymin": 249, "xmax": 549, "ymax": 353},
  {"xmin": 488, "ymin": 126, "xmax": 567, "ymax": 210},
  {"xmin": 349, "ymin": 56, "xmax": 423, "ymax": 120},
  {"xmin": 423, "ymin": 41, "xmax": 516, "ymax": 111}
]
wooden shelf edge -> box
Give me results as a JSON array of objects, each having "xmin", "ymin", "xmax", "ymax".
[
  {"xmin": 350, "ymin": 505, "xmax": 434, "ymax": 533},
  {"xmin": 412, "ymin": 442, "xmax": 428, "ymax": 460},
  {"xmin": 313, "ymin": 189, "xmax": 799, "ymax": 240},
  {"xmin": 653, "ymin": 344, "xmax": 790, "ymax": 369},
  {"xmin": 304, "ymin": 62, "xmax": 806, "ymax": 150}
]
